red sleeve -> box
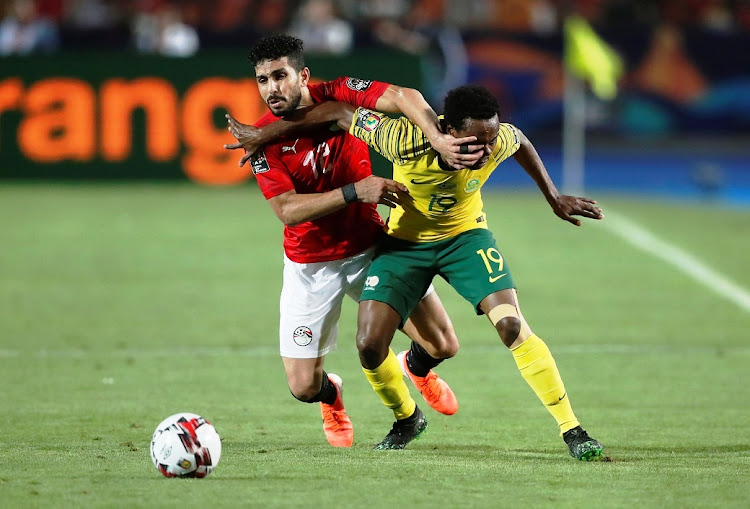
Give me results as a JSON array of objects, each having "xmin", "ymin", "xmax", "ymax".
[
  {"xmin": 251, "ymin": 145, "xmax": 294, "ymax": 200},
  {"xmin": 309, "ymin": 77, "xmax": 389, "ymax": 109}
]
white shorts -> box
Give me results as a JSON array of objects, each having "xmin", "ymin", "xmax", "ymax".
[{"xmin": 278, "ymin": 247, "xmax": 434, "ymax": 359}]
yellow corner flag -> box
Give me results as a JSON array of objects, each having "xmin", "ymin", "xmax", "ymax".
[{"xmin": 564, "ymin": 16, "xmax": 624, "ymax": 100}]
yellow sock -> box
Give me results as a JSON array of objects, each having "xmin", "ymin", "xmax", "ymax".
[
  {"xmin": 363, "ymin": 349, "xmax": 417, "ymax": 420},
  {"xmin": 512, "ymin": 335, "xmax": 579, "ymax": 434}
]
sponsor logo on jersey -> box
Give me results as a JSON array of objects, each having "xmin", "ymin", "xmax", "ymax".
[
  {"xmin": 464, "ymin": 178, "xmax": 480, "ymax": 193},
  {"xmin": 364, "ymin": 275, "xmax": 379, "ymax": 290},
  {"xmin": 251, "ymin": 152, "xmax": 271, "ymax": 175},
  {"xmin": 437, "ymin": 181, "xmax": 457, "ymax": 190},
  {"xmin": 293, "ymin": 326, "xmax": 313, "ymax": 346},
  {"xmin": 282, "ymin": 139, "xmax": 299, "ymax": 154},
  {"xmin": 346, "ymin": 78, "xmax": 373, "ymax": 91}
]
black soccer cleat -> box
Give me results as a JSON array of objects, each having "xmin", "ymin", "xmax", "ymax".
[
  {"xmin": 374, "ymin": 406, "xmax": 427, "ymax": 450},
  {"xmin": 563, "ymin": 426, "xmax": 603, "ymax": 461}
]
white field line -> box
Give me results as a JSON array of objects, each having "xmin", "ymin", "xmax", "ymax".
[
  {"xmin": 600, "ymin": 209, "xmax": 750, "ymax": 314},
  {"xmin": 1, "ymin": 343, "xmax": 748, "ymax": 359}
]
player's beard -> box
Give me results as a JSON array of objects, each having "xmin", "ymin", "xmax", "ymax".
[{"xmin": 268, "ymin": 87, "xmax": 303, "ymax": 117}]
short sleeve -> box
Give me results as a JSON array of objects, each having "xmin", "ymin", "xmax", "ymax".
[
  {"xmin": 309, "ymin": 77, "xmax": 389, "ymax": 110},
  {"xmin": 252, "ymin": 146, "xmax": 294, "ymax": 199},
  {"xmin": 491, "ymin": 123, "xmax": 521, "ymax": 164},
  {"xmin": 349, "ymin": 107, "xmax": 431, "ymax": 164}
]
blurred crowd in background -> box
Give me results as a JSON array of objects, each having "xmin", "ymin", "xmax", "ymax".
[
  {"xmin": 2, "ymin": 0, "xmax": 749, "ymax": 56},
  {"xmin": 2, "ymin": 0, "xmax": 749, "ymax": 135}
]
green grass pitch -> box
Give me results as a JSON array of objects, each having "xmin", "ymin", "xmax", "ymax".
[{"xmin": 1, "ymin": 182, "xmax": 749, "ymax": 508}]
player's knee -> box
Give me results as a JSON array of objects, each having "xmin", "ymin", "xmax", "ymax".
[
  {"xmin": 356, "ymin": 327, "xmax": 390, "ymax": 369},
  {"xmin": 488, "ymin": 303, "xmax": 529, "ymax": 348},
  {"xmin": 357, "ymin": 302, "xmax": 400, "ymax": 368},
  {"xmin": 495, "ymin": 316, "xmax": 522, "ymax": 348},
  {"xmin": 356, "ymin": 332, "xmax": 382, "ymax": 368},
  {"xmin": 433, "ymin": 328, "xmax": 459, "ymax": 359}
]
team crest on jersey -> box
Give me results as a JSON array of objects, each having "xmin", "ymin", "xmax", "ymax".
[
  {"xmin": 346, "ymin": 78, "xmax": 373, "ymax": 91},
  {"xmin": 464, "ymin": 178, "xmax": 480, "ymax": 193},
  {"xmin": 251, "ymin": 153, "xmax": 270, "ymax": 175},
  {"xmin": 293, "ymin": 326, "xmax": 313, "ymax": 346},
  {"xmin": 355, "ymin": 109, "xmax": 382, "ymax": 132}
]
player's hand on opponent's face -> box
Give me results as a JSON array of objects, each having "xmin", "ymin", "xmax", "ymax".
[
  {"xmin": 354, "ymin": 175, "xmax": 409, "ymax": 208},
  {"xmin": 224, "ymin": 114, "xmax": 262, "ymax": 167},
  {"xmin": 550, "ymin": 195, "xmax": 604, "ymax": 226},
  {"xmin": 430, "ymin": 132, "xmax": 484, "ymax": 170}
]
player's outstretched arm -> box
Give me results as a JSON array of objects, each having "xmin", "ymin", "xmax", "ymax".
[
  {"xmin": 375, "ymin": 85, "xmax": 483, "ymax": 169},
  {"xmin": 224, "ymin": 102, "xmax": 357, "ymax": 167},
  {"xmin": 513, "ymin": 129, "xmax": 604, "ymax": 226},
  {"xmin": 268, "ymin": 175, "xmax": 407, "ymax": 226}
]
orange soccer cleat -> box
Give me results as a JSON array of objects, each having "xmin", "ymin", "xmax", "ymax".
[
  {"xmin": 320, "ymin": 373, "xmax": 353, "ymax": 447},
  {"xmin": 397, "ymin": 351, "xmax": 458, "ymax": 416}
]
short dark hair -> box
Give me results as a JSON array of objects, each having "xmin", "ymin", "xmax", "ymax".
[
  {"xmin": 248, "ymin": 34, "xmax": 305, "ymax": 71},
  {"xmin": 443, "ymin": 85, "xmax": 500, "ymax": 131}
]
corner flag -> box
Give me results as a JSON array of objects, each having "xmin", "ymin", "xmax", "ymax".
[{"xmin": 564, "ymin": 16, "xmax": 624, "ymax": 100}]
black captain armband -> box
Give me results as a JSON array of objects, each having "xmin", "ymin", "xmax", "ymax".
[{"xmin": 341, "ymin": 183, "xmax": 358, "ymax": 204}]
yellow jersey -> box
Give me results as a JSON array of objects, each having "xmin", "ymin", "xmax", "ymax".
[{"xmin": 349, "ymin": 107, "xmax": 521, "ymax": 242}]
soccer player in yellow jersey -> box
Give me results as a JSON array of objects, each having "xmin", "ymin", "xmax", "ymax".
[
  {"xmin": 347, "ymin": 85, "xmax": 605, "ymax": 457},
  {"xmin": 270, "ymin": 84, "xmax": 605, "ymax": 457}
]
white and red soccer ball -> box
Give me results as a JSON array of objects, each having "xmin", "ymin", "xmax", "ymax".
[{"xmin": 150, "ymin": 413, "xmax": 221, "ymax": 478}]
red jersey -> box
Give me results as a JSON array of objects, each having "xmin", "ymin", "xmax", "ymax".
[{"xmin": 251, "ymin": 77, "xmax": 389, "ymax": 263}]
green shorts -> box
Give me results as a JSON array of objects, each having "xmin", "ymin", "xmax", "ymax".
[{"xmin": 361, "ymin": 228, "xmax": 515, "ymax": 325}]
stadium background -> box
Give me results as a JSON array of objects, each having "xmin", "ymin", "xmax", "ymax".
[
  {"xmin": 2, "ymin": 1, "xmax": 750, "ymax": 507},
  {"xmin": 2, "ymin": 0, "xmax": 749, "ymax": 201}
]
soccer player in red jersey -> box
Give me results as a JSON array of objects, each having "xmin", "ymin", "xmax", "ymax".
[{"xmin": 226, "ymin": 35, "xmax": 482, "ymax": 447}]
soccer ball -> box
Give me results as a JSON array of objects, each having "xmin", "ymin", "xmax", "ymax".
[{"xmin": 150, "ymin": 413, "xmax": 221, "ymax": 478}]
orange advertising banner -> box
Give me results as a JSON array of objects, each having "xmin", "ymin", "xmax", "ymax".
[{"xmin": 0, "ymin": 51, "xmax": 421, "ymax": 183}]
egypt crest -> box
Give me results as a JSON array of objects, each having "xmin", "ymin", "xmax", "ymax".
[
  {"xmin": 293, "ymin": 326, "xmax": 313, "ymax": 346},
  {"xmin": 346, "ymin": 78, "xmax": 373, "ymax": 91}
]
